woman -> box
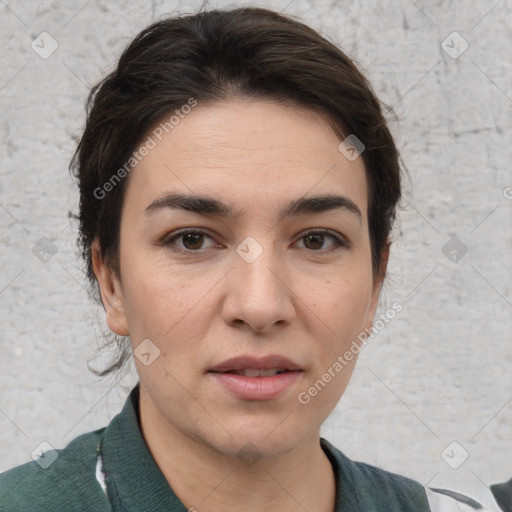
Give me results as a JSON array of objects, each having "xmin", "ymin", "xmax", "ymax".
[{"xmin": 0, "ymin": 6, "xmax": 431, "ymax": 511}]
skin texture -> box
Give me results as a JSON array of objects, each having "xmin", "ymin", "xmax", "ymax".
[{"xmin": 92, "ymin": 98, "xmax": 388, "ymax": 512}]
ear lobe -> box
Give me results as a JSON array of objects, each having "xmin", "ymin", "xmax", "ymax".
[{"xmin": 91, "ymin": 239, "xmax": 129, "ymax": 336}]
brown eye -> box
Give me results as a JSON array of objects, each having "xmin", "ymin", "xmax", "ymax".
[
  {"xmin": 163, "ymin": 229, "xmax": 217, "ymax": 252},
  {"xmin": 303, "ymin": 233, "xmax": 325, "ymax": 250},
  {"xmin": 181, "ymin": 233, "xmax": 205, "ymax": 250},
  {"xmin": 296, "ymin": 230, "xmax": 347, "ymax": 252}
]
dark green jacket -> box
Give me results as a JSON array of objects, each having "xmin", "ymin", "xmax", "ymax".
[{"xmin": 0, "ymin": 385, "xmax": 431, "ymax": 511}]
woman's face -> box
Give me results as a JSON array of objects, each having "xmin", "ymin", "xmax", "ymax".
[{"xmin": 95, "ymin": 98, "xmax": 384, "ymax": 460}]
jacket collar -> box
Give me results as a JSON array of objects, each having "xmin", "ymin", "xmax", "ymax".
[
  {"xmin": 100, "ymin": 384, "xmax": 361, "ymax": 511},
  {"xmin": 101, "ymin": 384, "xmax": 188, "ymax": 511}
]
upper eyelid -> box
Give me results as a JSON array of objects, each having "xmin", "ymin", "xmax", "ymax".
[
  {"xmin": 163, "ymin": 228, "xmax": 216, "ymax": 246},
  {"xmin": 300, "ymin": 228, "xmax": 347, "ymax": 240},
  {"xmin": 296, "ymin": 229, "xmax": 350, "ymax": 249}
]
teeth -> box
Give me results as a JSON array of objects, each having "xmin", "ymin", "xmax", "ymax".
[
  {"xmin": 234, "ymin": 368, "xmax": 286, "ymax": 377},
  {"xmin": 244, "ymin": 368, "xmax": 262, "ymax": 377}
]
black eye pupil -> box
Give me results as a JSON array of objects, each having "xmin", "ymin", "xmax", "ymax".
[
  {"xmin": 304, "ymin": 234, "xmax": 324, "ymax": 250},
  {"xmin": 183, "ymin": 233, "xmax": 203, "ymax": 250}
]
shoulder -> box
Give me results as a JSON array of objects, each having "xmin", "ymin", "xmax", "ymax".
[
  {"xmin": 321, "ymin": 438, "xmax": 430, "ymax": 511},
  {"xmin": 346, "ymin": 456, "xmax": 430, "ymax": 507},
  {"xmin": 0, "ymin": 428, "xmax": 110, "ymax": 512}
]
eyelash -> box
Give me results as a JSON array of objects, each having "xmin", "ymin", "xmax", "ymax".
[{"xmin": 161, "ymin": 228, "xmax": 349, "ymax": 254}]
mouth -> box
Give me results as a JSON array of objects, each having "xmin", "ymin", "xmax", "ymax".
[
  {"xmin": 209, "ymin": 354, "xmax": 302, "ymax": 374},
  {"xmin": 218, "ymin": 368, "xmax": 289, "ymax": 377},
  {"xmin": 208, "ymin": 355, "xmax": 303, "ymax": 400}
]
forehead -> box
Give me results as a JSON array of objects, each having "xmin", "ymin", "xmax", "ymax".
[{"xmin": 123, "ymin": 99, "xmax": 368, "ymax": 221}]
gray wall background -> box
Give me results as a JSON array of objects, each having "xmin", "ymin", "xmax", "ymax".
[{"xmin": 1, "ymin": 0, "xmax": 511, "ymax": 501}]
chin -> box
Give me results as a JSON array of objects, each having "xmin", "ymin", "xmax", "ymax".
[{"xmin": 203, "ymin": 419, "xmax": 309, "ymax": 463}]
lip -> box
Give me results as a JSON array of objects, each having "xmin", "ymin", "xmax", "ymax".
[
  {"xmin": 208, "ymin": 354, "xmax": 303, "ymax": 400},
  {"xmin": 209, "ymin": 354, "xmax": 302, "ymax": 373}
]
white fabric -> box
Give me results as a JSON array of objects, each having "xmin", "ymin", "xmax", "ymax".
[
  {"xmin": 426, "ymin": 486, "xmax": 503, "ymax": 511},
  {"xmin": 95, "ymin": 454, "xmax": 108, "ymax": 496}
]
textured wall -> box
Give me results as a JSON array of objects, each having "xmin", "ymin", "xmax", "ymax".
[{"xmin": 1, "ymin": 0, "xmax": 511, "ymax": 503}]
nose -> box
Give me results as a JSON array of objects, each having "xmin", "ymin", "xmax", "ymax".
[{"xmin": 221, "ymin": 238, "xmax": 296, "ymax": 333}]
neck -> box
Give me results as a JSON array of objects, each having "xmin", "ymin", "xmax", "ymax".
[{"xmin": 138, "ymin": 393, "xmax": 336, "ymax": 512}]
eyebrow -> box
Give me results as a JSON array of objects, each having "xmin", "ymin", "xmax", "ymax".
[{"xmin": 145, "ymin": 193, "xmax": 362, "ymax": 222}]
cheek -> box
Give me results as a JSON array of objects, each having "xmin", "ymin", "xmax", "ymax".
[
  {"xmin": 123, "ymin": 269, "xmax": 213, "ymax": 387},
  {"xmin": 124, "ymin": 275, "xmax": 194, "ymax": 337},
  {"xmin": 119, "ymin": 250, "xmax": 221, "ymax": 344},
  {"xmin": 299, "ymin": 274, "xmax": 373, "ymax": 410},
  {"xmin": 304, "ymin": 271, "xmax": 374, "ymax": 333}
]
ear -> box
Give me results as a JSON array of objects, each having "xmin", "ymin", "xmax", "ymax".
[
  {"xmin": 364, "ymin": 243, "xmax": 390, "ymax": 331},
  {"xmin": 91, "ymin": 238, "xmax": 130, "ymax": 336}
]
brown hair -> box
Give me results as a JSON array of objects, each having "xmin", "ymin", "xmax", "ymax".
[{"xmin": 71, "ymin": 6, "xmax": 401, "ymax": 376}]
